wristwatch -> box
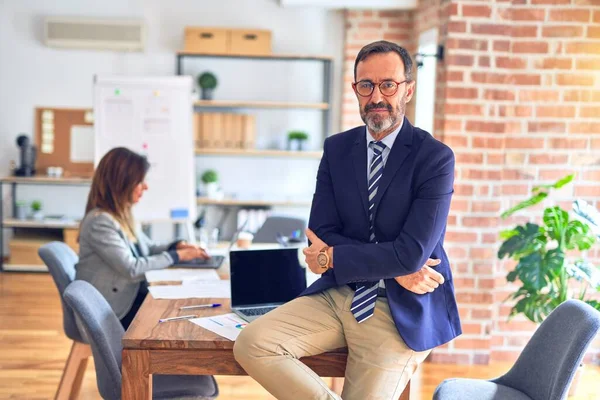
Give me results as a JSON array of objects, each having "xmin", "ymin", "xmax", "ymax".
[{"xmin": 317, "ymin": 246, "xmax": 331, "ymax": 270}]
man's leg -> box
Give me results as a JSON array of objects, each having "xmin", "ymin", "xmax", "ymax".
[
  {"xmin": 337, "ymin": 286, "xmax": 431, "ymax": 400},
  {"xmin": 233, "ymin": 288, "xmax": 347, "ymax": 400}
]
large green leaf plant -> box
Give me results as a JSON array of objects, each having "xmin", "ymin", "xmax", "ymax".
[{"xmin": 498, "ymin": 174, "xmax": 600, "ymax": 323}]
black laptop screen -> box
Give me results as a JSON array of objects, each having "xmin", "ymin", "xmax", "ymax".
[{"xmin": 230, "ymin": 248, "xmax": 307, "ymax": 308}]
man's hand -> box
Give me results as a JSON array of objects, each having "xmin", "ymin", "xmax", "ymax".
[
  {"xmin": 395, "ymin": 258, "xmax": 444, "ymax": 294},
  {"xmin": 303, "ymin": 228, "xmax": 330, "ymax": 274}
]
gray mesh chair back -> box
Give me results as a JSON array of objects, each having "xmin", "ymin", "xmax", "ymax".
[
  {"xmin": 63, "ymin": 280, "xmax": 124, "ymax": 400},
  {"xmin": 253, "ymin": 216, "xmax": 306, "ymax": 243},
  {"xmin": 493, "ymin": 299, "xmax": 600, "ymax": 400},
  {"xmin": 38, "ymin": 241, "xmax": 86, "ymax": 342},
  {"xmin": 63, "ymin": 280, "xmax": 219, "ymax": 400},
  {"xmin": 433, "ymin": 299, "xmax": 600, "ymax": 400}
]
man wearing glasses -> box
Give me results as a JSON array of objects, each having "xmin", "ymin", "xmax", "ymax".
[{"xmin": 234, "ymin": 40, "xmax": 461, "ymax": 400}]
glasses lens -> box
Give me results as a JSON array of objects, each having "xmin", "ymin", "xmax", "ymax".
[
  {"xmin": 357, "ymin": 82, "xmax": 374, "ymax": 96},
  {"xmin": 380, "ymin": 81, "xmax": 399, "ymax": 96}
]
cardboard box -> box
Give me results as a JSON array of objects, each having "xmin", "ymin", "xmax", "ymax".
[
  {"xmin": 229, "ymin": 29, "xmax": 272, "ymax": 56},
  {"xmin": 184, "ymin": 27, "xmax": 229, "ymax": 54}
]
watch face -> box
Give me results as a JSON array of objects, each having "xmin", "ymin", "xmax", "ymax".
[{"xmin": 317, "ymin": 253, "xmax": 328, "ymax": 267}]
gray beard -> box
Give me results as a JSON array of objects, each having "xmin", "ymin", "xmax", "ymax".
[{"xmin": 361, "ymin": 96, "xmax": 406, "ymax": 134}]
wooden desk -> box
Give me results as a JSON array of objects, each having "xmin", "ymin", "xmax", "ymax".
[{"xmin": 122, "ymin": 260, "xmax": 410, "ymax": 400}]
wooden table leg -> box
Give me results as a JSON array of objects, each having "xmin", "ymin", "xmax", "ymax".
[
  {"xmin": 122, "ymin": 349, "xmax": 152, "ymax": 400},
  {"xmin": 399, "ymin": 380, "xmax": 410, "ymax": 400}
]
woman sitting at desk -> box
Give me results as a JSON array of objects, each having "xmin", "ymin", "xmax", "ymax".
[{"xmin": 76, "ymin": 147, "xmax": 209, "ymax": 329}]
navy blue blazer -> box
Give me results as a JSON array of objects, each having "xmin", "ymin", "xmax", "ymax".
[{"xmin": 301, "ymin": 118, "xmax": 462, "ymax": 351}]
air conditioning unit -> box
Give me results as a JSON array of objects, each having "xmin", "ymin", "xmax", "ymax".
[{"xmin": 44, "ymin": 17, "xmax": 146, "ymax": 52}]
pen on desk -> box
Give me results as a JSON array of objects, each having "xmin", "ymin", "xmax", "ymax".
[
  {"xmin": 179, "ymin": 303, "xmax": 222, "ymax": 310},
  {"xmin": 159, "ymin": 314, "xmax": 198, "ymax": 323}
]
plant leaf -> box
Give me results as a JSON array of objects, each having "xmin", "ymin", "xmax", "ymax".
[
  {"xmin": 501, "ymin": 192, "xmax": 548, "ymax": 219},
  {"xmin": 533, "ymin": 174, "xmax": 574, "ymax": 193},
  {"xmin": 506, "ymin": 269, "xmax": 518, "ymax": 282},
  {"xmin": 510, "ymin": 290, "xmax": 555, "ymax": 323},
  {"xmin": 567, "ymin": 260, "xmax": 600, "ymax": 289},
  {"xmin": 498, "ymin": 223, "xmax": 545, "ymax": 259},
  {"xmin": 499, "ymin": 228, "xmax": 519, "ymax": 240},
  {"xmin": 543, "ymin": 206, "xmax": 569, "ymax": 241},
  {"xmin": 565, "ymin": 220, "xmax": 596, "ymax": 251},
  {"xmin": 515, "ymin": 252, "xmax": 547, "ymax": 291},
  {"xmin": 544, "ymin": 248, "xmax": 565, "ymax": 278}
]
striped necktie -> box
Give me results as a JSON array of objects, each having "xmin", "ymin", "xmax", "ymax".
[{"xmin": 351, "ymin": 140, "xmax": 386, "ymax": 323}]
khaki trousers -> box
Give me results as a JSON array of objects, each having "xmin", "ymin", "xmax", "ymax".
[{"xmin": 233, "ymin": 285, "xmax": 431, "ymax": 400}]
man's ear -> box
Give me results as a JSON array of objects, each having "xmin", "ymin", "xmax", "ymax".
[{"xmin": 405, "ymin": 81, "xmax": 416, "ymax": 103}]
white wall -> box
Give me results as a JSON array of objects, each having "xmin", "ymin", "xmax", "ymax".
[{"xmin": 0, "ymin": 0, "xmax": 345, "ymax": 248}]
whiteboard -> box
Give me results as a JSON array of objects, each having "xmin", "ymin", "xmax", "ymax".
[{"xmin": 93, "ymin": 75, "xmax": 196, "ymax": 223}]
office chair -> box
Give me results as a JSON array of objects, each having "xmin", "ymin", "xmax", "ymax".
[
  {"xmin": 433, "ymin": 299, "xmax": 600, "ymax": 400},
  {"xmin": 253, "ymin": 216, "xmax": 307, "ymax": 243},
  {"xmin": 39, "ymin": 241, "xmax": 91, "ymax": 400},
  {"xmin": 63, "ymin": 280, "xmax": 219, "ymax": 400}
]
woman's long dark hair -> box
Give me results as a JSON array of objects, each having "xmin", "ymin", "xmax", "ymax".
[{"xmin": 82, "ymin": 147, "xmax": 150, "ymax": 239}]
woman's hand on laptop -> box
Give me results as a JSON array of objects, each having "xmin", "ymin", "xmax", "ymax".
[{"xmin": 176, "ymin": 247, "xmax": 210, "ymax": 261}]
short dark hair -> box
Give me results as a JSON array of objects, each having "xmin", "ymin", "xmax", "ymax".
[{"xmin": 353, "ymin": 40, "xmax": 413, "ymax": 82}]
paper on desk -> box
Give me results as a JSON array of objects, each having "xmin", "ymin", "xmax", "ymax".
[
  {"xmin": 145, "ymin": 269, "xmax": 220, "ymax": 283},
  {"xmin": 189, "ymin": 313, "xmax": 248, "ymax": 341},
  {"xmin": 148, "ymin": 280, "xmax": 231, "ymax": 299}
]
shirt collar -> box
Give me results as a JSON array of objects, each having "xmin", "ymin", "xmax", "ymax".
[{"xmin": 366, "ymin": 118, "xmax": 403, "ymax": 151}]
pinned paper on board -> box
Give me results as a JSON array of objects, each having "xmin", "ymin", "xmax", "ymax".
[
  {"xmin": 70, "ymin": 125, "xmax": 95, "ymax": 163},
  {"xmin": 35, "ymin": 107, "xmax": 95, "ymax": 176}
]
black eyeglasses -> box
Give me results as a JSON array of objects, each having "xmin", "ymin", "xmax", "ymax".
[{"xmin": 352, "ymin": 79, "xmax": 409, "ymax": 97}]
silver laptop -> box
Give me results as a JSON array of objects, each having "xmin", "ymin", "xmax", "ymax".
[{"xmin": 230, "ymin": 248, "xmax": 307, "ymax": 322}]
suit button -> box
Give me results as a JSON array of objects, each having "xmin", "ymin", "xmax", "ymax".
[{"xmin": 112, "ymin": 287, "xmax": 118, "ymax": 293}]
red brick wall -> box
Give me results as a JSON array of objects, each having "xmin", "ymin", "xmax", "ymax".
[
  {"xmin": 342, "ymin": 0, "xmax": 600, "ymax": 365},
  {"xmin": 440, "ymin": 0, "xmax": 600, "ymax": 365}
]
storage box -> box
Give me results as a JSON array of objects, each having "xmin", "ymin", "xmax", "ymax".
[
  {"xmin": 184, "ymin": 27, "xmax": 229, "ymax": 55},
  {"xmin": 229, "ymin": 29, "xmax": 272, "ymax": 56}
]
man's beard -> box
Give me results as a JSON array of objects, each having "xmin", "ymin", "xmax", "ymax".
[{"xmin": 360, "ymin": 96, "xmax": 406, "ymax": 134}]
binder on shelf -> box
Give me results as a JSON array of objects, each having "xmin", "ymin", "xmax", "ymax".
[{"xmin": 195, "ymin": 112, "xmax": 255, "ymax": 150}]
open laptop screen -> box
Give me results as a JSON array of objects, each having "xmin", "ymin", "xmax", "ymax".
[{"xmin": 230, "ymin": 248, "xmax": 307, "ymax": 308}]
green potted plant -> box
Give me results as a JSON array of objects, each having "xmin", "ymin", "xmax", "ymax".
[
  {"xmin": 197, "ymin": 72, "xmax": 218, "ymax": 100},
  {"xmin": 287, "ymin": 130, "xmax": 309, "ymax": 151},
  {"xmin": 498, "ymin": 174, "xmax": 600, "ymax": 395},
  {"xmin": 201, "ymin": 169, "xmax": 219, "ymax": 199},
  {"xmin": 30, "ymin": 200, "xmax": 43, "ymax": 220}
]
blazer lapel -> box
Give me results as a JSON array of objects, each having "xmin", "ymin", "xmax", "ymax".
[
  {"xmin": 351, "ymin": 128, "xmax": 369, "ymax": 220},
  {"xmin": 373, "ymin": 118, "xmax": 414, "ymax": 215}
]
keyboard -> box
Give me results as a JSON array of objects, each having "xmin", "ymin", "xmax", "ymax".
[
  {"xmin": 239, "ymin": 306, "xmax": 278, "ymax": 316},
  {"xmin": 174, "ymin": 255, "xmax": 225, "ymax": 269}
]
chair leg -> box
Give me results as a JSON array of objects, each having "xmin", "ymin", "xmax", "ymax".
[{"xmin": 54, "ymin": 341, "xmax": 92, "ymax": 400}]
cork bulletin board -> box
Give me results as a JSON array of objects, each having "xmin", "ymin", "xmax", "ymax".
[{"xmin": 35, "ymin": 107, "xmax": 95, "ymax": 177}]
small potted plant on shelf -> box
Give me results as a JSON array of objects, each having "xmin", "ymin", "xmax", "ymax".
[
  {"xmin": 498, "ymin": 173, "xmax": 600, "ymax": 396},
  {"xmin": 197, "ymin": 72, "xmax": 218, "ymax": 100},
  {"xmin": 15, "ymin": 200, "xmax": 27, "ymax": 220},
  {"xmin": 287, "ymin": 130, "xmax": 309, "ymax": 151},
  {"xmin": 201, "ymin": 169, "xmax": 220, "ymax": 199},
  {"xmin": 30, "ymin": 200, "xmax": 43, "ymax": 220}
]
